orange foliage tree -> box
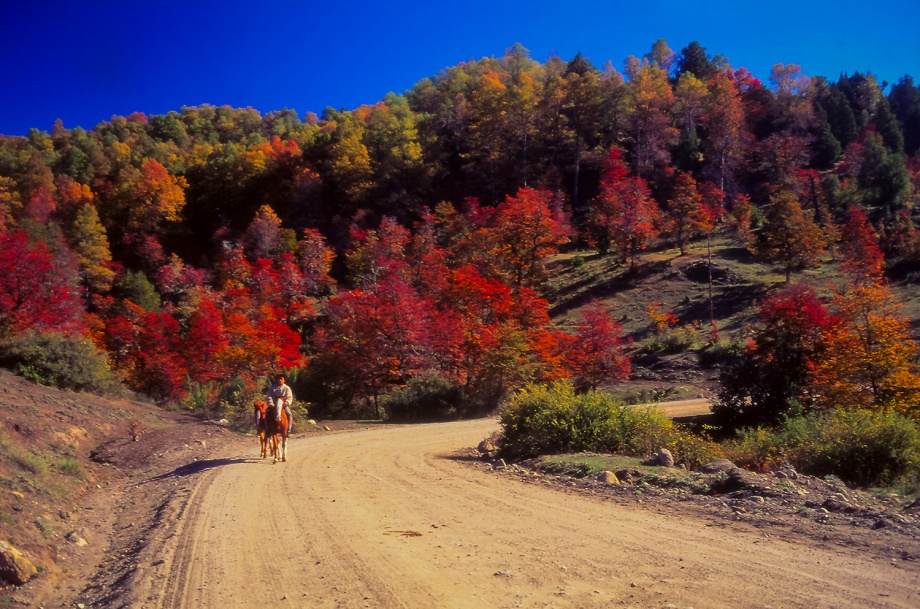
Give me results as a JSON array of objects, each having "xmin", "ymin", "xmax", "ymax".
[{"xmin": 810, "ymin": 281, "xmax": 920, "ymax": 416}]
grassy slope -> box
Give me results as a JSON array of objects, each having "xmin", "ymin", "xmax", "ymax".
[{"xmin": 544, "ymin": 234, "xmax": 920, "ymax": 402}]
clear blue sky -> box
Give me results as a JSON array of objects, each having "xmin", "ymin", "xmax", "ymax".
[{"xmin": 2, "ymin": 0, "xmax": 918, "ymax": 136}]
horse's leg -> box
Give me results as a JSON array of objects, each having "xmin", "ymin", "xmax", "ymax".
[
  {"xmin": 281, "ymin": 433, "xmax": 287, "ymax": 462},
  {"xmin": 272, "ymin": 434, "xmax": 279, "ymax": 464}
]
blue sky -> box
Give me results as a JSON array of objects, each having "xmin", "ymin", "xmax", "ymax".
[{"xmin": 2, "ymin": 0, "xmax": 919, "ymax": 136}]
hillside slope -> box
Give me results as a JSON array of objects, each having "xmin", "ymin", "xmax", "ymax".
[
  {"xmin": 545, "ymin": 236, "xmax": 920, "ymax": 401},
  {"xmin": 0, "ymin": 370, "xmax": 244, "ymax": 604}
]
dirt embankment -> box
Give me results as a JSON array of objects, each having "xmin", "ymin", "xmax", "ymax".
[{"xmin": 2, "ymin": 377, "xmax": 919, "ymax": 609}]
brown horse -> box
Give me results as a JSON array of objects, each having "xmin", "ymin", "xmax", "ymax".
[
  {"xmin": 266, "ymin": 408, "xmax": 289, "ymax": 464},
  {"xmin": 254, "ymin": 400, "xmax": 270, "ymax": 459}
]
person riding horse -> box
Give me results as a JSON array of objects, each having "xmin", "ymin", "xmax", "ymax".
[{"xmin": 266, "ymin": 374, "xmax": 294, "ymax": 434}]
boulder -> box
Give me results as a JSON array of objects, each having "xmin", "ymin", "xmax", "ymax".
[
  {"xmin": 699, "ymin": 459, "xmax": 738, "ymax": 474},
  {"xmin": 654, "ymin": 448, "xmax": 675, "ymax": 467},
  {"xmin": 477, "ymin": 438, "xmax": 498, "ymax": 456},
  {"xmin": 0, "ymin": 540, "xmax": 37, "ymax": 586},
  {"xmin": 66, "ymin": 529, "xmax": 89, "ymax": 546},
  {"xmin": 709, "ymin": 466, "xmax": 770, "ymax": 495},
  {"xmin": 822, "ymin": 497, "xmax": 858, "ymax": 513},
  {"xmin": 597, "ymin": 471, "xmax": 620, "ymax": 484}
]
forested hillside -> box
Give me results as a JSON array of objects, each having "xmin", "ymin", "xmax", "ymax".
[{"xmin": 1, "ymin": 40, "xmax": 918, "ymax": 421}]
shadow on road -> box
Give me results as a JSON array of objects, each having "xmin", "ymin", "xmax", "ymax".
[
  {"xmin": 444, "ymin": 453, "xmax": 484, "ymax": 464},
  {"xmin": 151, "ymin": 457, "xmax": 252, "ymax": 480}
]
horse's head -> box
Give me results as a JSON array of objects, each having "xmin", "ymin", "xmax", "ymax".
[{"xmin": 255, "ymin": 400, "xmax": 269, "ymax": 417}]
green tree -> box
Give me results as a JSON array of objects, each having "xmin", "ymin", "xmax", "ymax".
[
  {"xmin": 875, "ymin": 96, "xmax": 905, "ymax": 153},
  {"xmin": 563, "ymin": 53, "xmax": 603, "ymax": 210},
  {"xmin": 672, "ymin": 72, "xmax": 708, "ymax": 173},
  {"xmin": 644, "ymin": 38, "xmax": 676, "ymax": 73},
  {"xmin": 820, "ymin": 88, "xmax": 859, "ymax": 149},
  {"xmin": 857, "ymin": 131, "xmax": 911, "ymax": 217},
  {"xmin": 502, "ymin": 44, "xmax": 541, "ymax": 187},
  {"xmin": 888, "ymin": 75, "xmax": 920, "ymax": 156},
  {"xmin": 756, "ymin": 189, "xmax": 826, "ymax": 282},
  {"xmin": 113, "ymin": 270, "xmax": 160, "ymax": 311},
  {"xmin": 674, "ymin": 41, "xmax": 723, "ymax": 81}
]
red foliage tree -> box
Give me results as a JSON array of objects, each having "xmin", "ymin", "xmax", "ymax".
[
  {"xmin": 0, "ymin": 230, "xmax": 86, "ymax": 337},
  {"xmin": 838, "ymin": 206, "xmax": 884, "ymax": 283},
  {"xmin": 717, "ymin": 284, "xmax": 835, "ymax": 425},
  {"xmin": 407, "ymin": 209, "xmax": 453, "ymax": 297},
  {"xmin": 810, "ymin": 281, "xmax": 920, "ymax": 414},
  {"xmin": 344, "ymin": 217, "xmax": 411, "ymax": 288},
  {"xmin": 313, "ymin": 275, "xmax": 445, "ymax": 415},
  {"xmin": 134, "ymin": 310, "xmax": 188, "ymax": 403},
  {"xmin": 663, "ymin": 171, "xmax": 711, "ymax": 254},
  {"xmin": 585, "ymin": 148, "xmax": 659, "ymax": 269},
  {"xmin": 24, "ymin": 187, "xmax": 55, "ymax": 223},
  {"xmin": 442, "ymin": 265, "xmax": 539, "ymax": 402},
  {"xmin": 185, "ymin": 296, "xmax": 230, "ymax": 384},
  {"xmin": 566, "ymin": 302, "xmax": 631, "ymax": 392},
  {"xmin": 297, "ymin": 228, "xmax": 335, "ymax": 294},
  {"xmin": 478, "ymin": 187, "xmax": 571, "ymax": 288},
  {"xmin": 97, "ymin": 298, "xmax": 145, "ymax": 373}
]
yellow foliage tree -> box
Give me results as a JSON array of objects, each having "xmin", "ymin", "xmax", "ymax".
[
  {"xmin": 809, "ymin": 281, "xmax": 920, "ymax": 417},
  {"xmin": 129, "ymin": 158, "xmax": 187, "ymax": 232},
  {"xmin": 70, "ymin": 204, "xmax": 115, "ymax": 294}
]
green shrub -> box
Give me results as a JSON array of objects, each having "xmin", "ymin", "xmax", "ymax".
[
  {"xmin": 382, "ymin": 376, "xmax": 476, "ymax": 421},
  {"xmin": 181, "ymin": 376, "xmax": 269, "ymax": 430},
  {"xmin": 56, "ymin": 458, "xmax": 87, "ymax": 479},
  {"xmin": 698, "ymin": 340, "xmax": 745, "ymax": 369},
  {"xmin": 181, "ymin": 379, "xmax": 219, "ymax": 414},
  {"xmin": 10, "ymin": 448, "xmax": 48, "ymax": 476},
  {"xmin": 113, "ymin": 270, "xmax": 160, "ymax": 311},
  {"xmin": 787, "ymin": 409, "xmax": 920, "ymax": 487},
  {"xmin": 722, "ymin": 426, "xmax": 788, "ymax": 472},
  {"xmin": 665, "ymin": 427, "xmax": 725, "ymax": 469},
  {"xmin": 0, "ymin": 330, "xmax": 120, "ymax": 394},
  {"xmin": 600, "ymin": 400, "xmax": 675, "ymax": 456},
  {"xmin": 220, "ymin": 377, "xmax": 263, "ymax": 426},
  {"xmin": 35, "ymin": 517, "xmax": 53, "ymax": 539},
  {"xmin": 498, "ymin": 382, "xmax": 677, "ymax": 459},
  {"xmin": 643, "ymin": 323, "xmax": 701, "ymax": 354},
  {"xmin": 3, "ymin": 430, "xmax": 48, "ymax": 476},
  {"xmin": 723, "ymin": 409, "xmax": 920, "ymax": 487}
]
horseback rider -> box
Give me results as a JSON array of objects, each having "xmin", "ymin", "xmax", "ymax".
[{"xmin": 266, "ymin": 374, "xmax": 294, "ymax": 433}]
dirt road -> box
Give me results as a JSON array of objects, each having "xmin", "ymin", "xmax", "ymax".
[{"xmin": 129, "ymin": 414, "xmax": 918, "ymax": 609}]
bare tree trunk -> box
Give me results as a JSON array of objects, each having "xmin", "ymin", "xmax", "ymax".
[{"xmin": 708, "ymin": 233, "xmax": 714, "ymax": 328}]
